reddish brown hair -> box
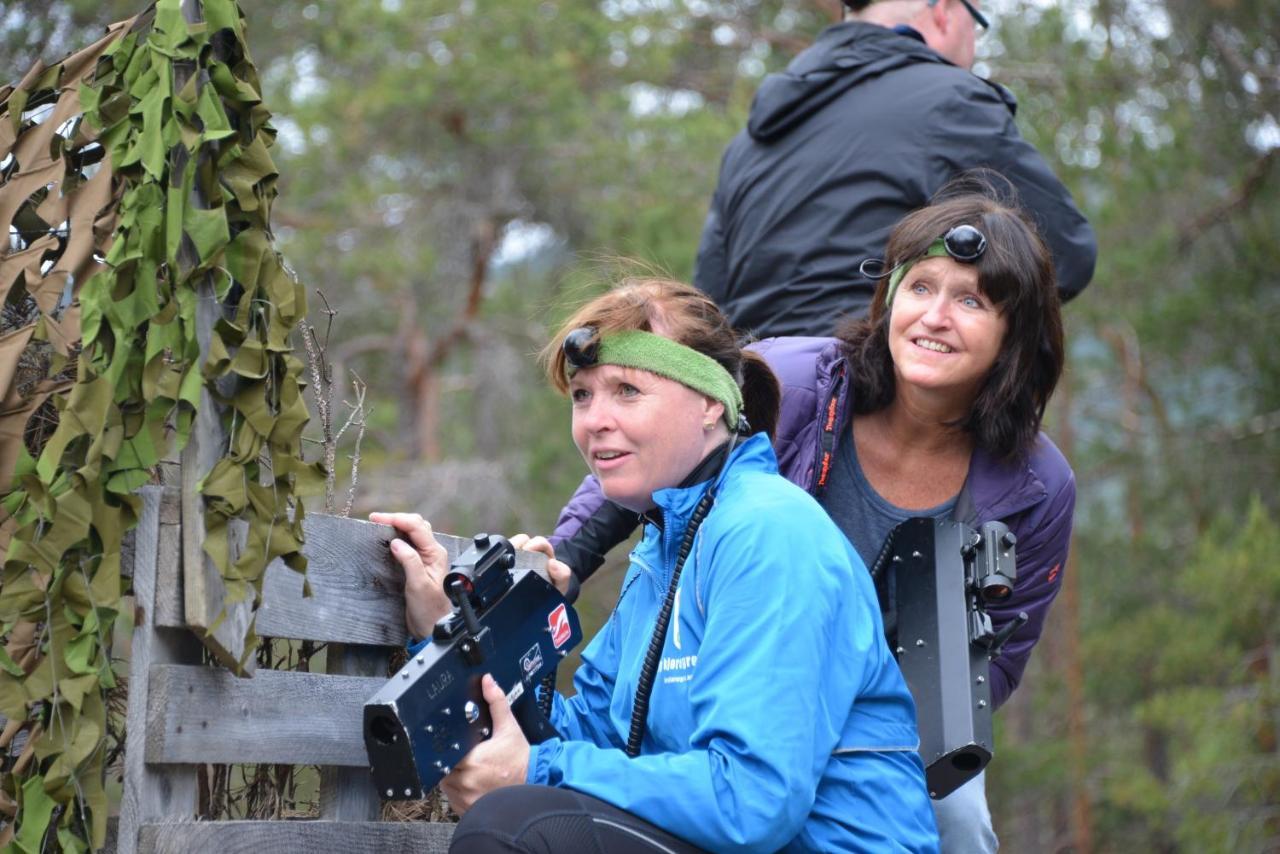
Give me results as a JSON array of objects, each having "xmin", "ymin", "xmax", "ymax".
[{"xmin": 543, "ymin": 278, "xmax": 780, "ymax": 438}]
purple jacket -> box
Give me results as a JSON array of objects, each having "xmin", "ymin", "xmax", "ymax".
[{"xmin": 552, "ymin": 336, "xmax": 1075, "ymax": 708}]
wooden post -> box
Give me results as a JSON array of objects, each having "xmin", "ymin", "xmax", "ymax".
[
  {"xmin": 174, "ymin": 0, "xmax": 257, "ymax": 674},
  {"xmin": 118, "ymin": 487, "xmax": 203, "ymax": 854},
  {"xmin": 319, "ymin": 645, "xmax": 386, "ymax": 821},
  {"xmin": 180, "ymin": 275, "xmax": 257, "ymax": 673}
]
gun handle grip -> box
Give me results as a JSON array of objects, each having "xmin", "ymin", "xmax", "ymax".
[{"xmin": 512, "ymin": 694, "xmax": 560, "ymax": 745}]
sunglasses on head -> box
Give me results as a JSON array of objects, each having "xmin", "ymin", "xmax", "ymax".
[
  {"xmin": 562, "ymin": 326, "xmax": 600, "ymax": 370},
  {"xmin": 862, "ymin": 223, "xmax": 989, "ymax": 307},
  {"xmin": 941, "ymin": 224, "xmax": 987, "ymax": 261}
]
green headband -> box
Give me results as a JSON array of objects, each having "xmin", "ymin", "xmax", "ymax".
[
  {"xmin": 569, "ymin": 330, "xmax": 744, "ymax": 429},
  {"xmin": 884, "ymin": 239, "xmax": 950, "ymax": 307}
]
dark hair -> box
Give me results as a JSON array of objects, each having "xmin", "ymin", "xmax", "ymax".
[
  {"xmin": 837, "ymin": 174, "xmax": 1065, "ymax": 460},
  {"xmin": 543, "ymin": 278, "xmax": 781, "ymax": 439}
]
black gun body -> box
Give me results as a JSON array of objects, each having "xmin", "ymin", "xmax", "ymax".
[
  {"xmin": 889, "ymin": 518, "xmax": 993, "ymax": 799},
  {"xmin": 364, "ymin": 568, "xmax": 582, "ymax": 799}
]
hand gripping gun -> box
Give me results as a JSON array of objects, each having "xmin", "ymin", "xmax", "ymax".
[
  {"xmin": 363, "ymin": 533, "xmax": 583, "ymax": 799},
  {"xmin": 871, "ymin": 518, "xmax": 1028, "ymax": 799}
]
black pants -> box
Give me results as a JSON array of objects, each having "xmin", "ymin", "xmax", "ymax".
[{"xmin": 449, "ymin": 785, "xmax": 707, "ymax": 854}]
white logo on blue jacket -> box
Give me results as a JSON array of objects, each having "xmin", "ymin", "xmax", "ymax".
[{"xmin": 661, "ymin": 586, "xmax": 698, "ymax": 684}]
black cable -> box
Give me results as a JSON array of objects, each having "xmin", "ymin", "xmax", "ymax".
[
  {"xmin": 624, "ymin": 486, "xmax": 716, "ymax": 758},
  {"xmin": 624, "ymin": 422, "xmax": 746, "ymax": 758}
]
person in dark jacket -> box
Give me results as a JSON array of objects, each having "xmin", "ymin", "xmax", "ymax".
[
  {"xmin": 693, "ymin": 0, "xmax": 1096, "ymax": 337},
  {"xmin": 551, "ymin": 185, "xmax": 1075, "ymax": 851}
]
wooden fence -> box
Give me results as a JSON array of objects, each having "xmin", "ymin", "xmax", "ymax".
[{"xmin": 115, "ymin": 477, "xmax": 549, "ymax": 852}]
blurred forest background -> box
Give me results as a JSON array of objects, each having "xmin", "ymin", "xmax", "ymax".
[{"xmin": 3, "ymin": 0, "xmax": 1278, "ymax": 850}]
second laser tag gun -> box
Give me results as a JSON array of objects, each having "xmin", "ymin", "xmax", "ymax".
[
  {"xmin": 872, "ymin": 518, "xmax": 1028, "ymax": 800},
  {"xmin": 363, "ymin": 533, "xmax": 583, "ymax": 800}
]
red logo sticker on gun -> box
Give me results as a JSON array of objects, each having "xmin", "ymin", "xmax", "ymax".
[{"xmin": 549, "ymin": 603, "xmax": 572, "ymax": 648}]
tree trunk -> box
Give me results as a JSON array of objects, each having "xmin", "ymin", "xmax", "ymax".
[
  {"xmin": 399, "ymin": 217, "xmax": 501, "ymax": 461},
  {"xmin": 1056, "ymin": 381, "xmax": 1094, "ymax": 854}
]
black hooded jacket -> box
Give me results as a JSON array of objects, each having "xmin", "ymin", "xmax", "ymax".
[{"xmin": 693, "ymin": 22, "xmax": 1097, "ymax": 337}]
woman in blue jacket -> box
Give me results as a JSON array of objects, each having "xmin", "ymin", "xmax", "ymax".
[{"xmin": 376, "ymin": 279, "xmax": 938, "ymax": 853}]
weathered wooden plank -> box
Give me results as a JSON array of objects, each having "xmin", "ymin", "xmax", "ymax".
[
  {"xmin": 152, "ymin": 482, "xmax": 185, "ymax": 631},
  {"xmin": 118, "ymin": 488, "xmax": 203, "ymax": 854},
  {"xmin": 158, "ymin": 514, "xmax": 548, "ymax": 643},
  {"xmin": 253, "ymin": 515, "xmax": 407, "ymax": 646},
  {"xmin": 251, "ymin": 515, "xmax": 549, "ymax": 645},
  {"xmin": 145, "ymin": 664, "xmax": 385, "ymax": 766},
  {"xmin": 137, "ymin": 820, "xmax": 454, "ymax": 854},
  {"xmin": 319, "ymin": 645, "xmax": 387, "ymax": 821},
  {"xmin": 181, "ymin": 274, "xmax": 255, "ymax": 674},
  {"xmin": 104, "ymin": 816, "xmax": 117, "ymax": 853}
]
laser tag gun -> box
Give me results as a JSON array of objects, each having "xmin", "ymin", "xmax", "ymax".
[
  {"xmin": 871, "ymin": 518, "xmax": 1028, "ymax": 800},
  {"xmin": 364, "ymin": 533, "xmax": 584, "ymax": 800}
]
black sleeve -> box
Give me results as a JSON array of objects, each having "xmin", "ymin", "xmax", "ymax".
[
  {"xmin": 692, "ymin": 159, "xmax": 731, "ymax": 305},
  {"xmin": 931, "ymin": 81, "xmax": 1098, "ymax": 302},
  {"xmin": 554, "ymin": 499, "xmax": 641, "ymax": 586}
]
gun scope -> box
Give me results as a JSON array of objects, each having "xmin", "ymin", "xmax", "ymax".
[
  {"xmin": 443, "ymin": 533, "xmax": 516, "ymax": 613},
  {"xmin": 975, "ymin": 522, "xmax": 1016, "ymax": 604}
]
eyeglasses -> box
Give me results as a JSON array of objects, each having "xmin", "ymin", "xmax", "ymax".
[
  {"xmin": 958, "ymin": 0, "xmax": 989, "ymax": 30},
  {"xmin": 941, "ymin": 224, "xmax": 987, "ymax": 261},
  {"xmin": 929, "ymin": 0, "xmax": 989, "ymax": 31}
]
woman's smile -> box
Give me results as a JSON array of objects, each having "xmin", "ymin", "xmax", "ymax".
[
  {"xmin": 911, "ymin": 336, "xmax": 956, "ymax": 354},
  {"xmin": 889, "ymin": 257, "xmax": 1006, "ymax": 401}
]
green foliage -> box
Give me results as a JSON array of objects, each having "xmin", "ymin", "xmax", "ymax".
[
  {"xmin": 960, "ymin": 2, "xmax": 1280, "ymax": 850},
  {"xmin": 1094, "ymin": 500, "xmax": 1280, "ymax": 851},
  {"xmin": 0, "ymin": 0, "xmax": 319, "ymax": 848}
]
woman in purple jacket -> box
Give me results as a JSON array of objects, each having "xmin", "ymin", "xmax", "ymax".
[{"xmin": 552, "ymin": 183, "xmax": 1074, "ymax": 852}]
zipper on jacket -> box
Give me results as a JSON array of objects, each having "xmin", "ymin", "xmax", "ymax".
[{"xmin": 812, "ymin": 365, "xmax": 847, "ymax": 498}]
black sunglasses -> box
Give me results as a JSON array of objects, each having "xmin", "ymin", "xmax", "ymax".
[
  {"xmin": 858, "ymin": 223, "xmax": 988, "ymax": 290},
  {"xmin": 941, "ymin": 224, "xmax": 987, "ymax": 261},
  {"xmin": 562, "ymin": 326, "xmax": 600, "ymax": 370}
]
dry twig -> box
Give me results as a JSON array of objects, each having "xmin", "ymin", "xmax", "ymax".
[{"xmin": 337, "ymin": 372, "xmax": 370, "ymax": 518}]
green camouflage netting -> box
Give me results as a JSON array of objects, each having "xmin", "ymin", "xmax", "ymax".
[{"xmin": 0, "ymin": 2, "xmax": 321, "ymax": 848}]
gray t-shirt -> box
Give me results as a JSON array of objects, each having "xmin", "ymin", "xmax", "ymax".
[{"xmin": 820, "ymin": 424, "xmax": 958, "ymax": 569}]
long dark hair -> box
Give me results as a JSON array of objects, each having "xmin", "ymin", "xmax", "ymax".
[
  {"xmin": 838, "ymin": 175, "xmax": 1065, "ymax": 459},
  {"xmin": 543, "ymin": 278, "xmax": 781, "ymax": 439}
]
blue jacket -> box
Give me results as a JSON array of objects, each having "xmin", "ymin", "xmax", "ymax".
[{"xmin": 531, "ymin": 434, "xmax": 938, "ymax": 853}]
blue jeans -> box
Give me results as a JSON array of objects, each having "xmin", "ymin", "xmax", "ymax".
[{"xmin": 932, "ymin": 771, "xmax": 998, "ymax": 853}]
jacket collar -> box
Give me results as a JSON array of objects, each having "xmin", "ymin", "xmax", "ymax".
[
  {"xmin": 891, "ymin": 24, "xmax": 927, "ymax": 44},
  {"xmin": 638, "ymin": 439, "xmax": 733, "ymax": 531},
  {"xmin": 650, "ymin": 433, "xmax": 777, "ymax": 524},
  {"xmin": 747, "ymin": 20, "xmax": 951, "ymax": 143},
  {"xmin": 813, "ymin": 340, "xmax": 851, "ymax": 431}
]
